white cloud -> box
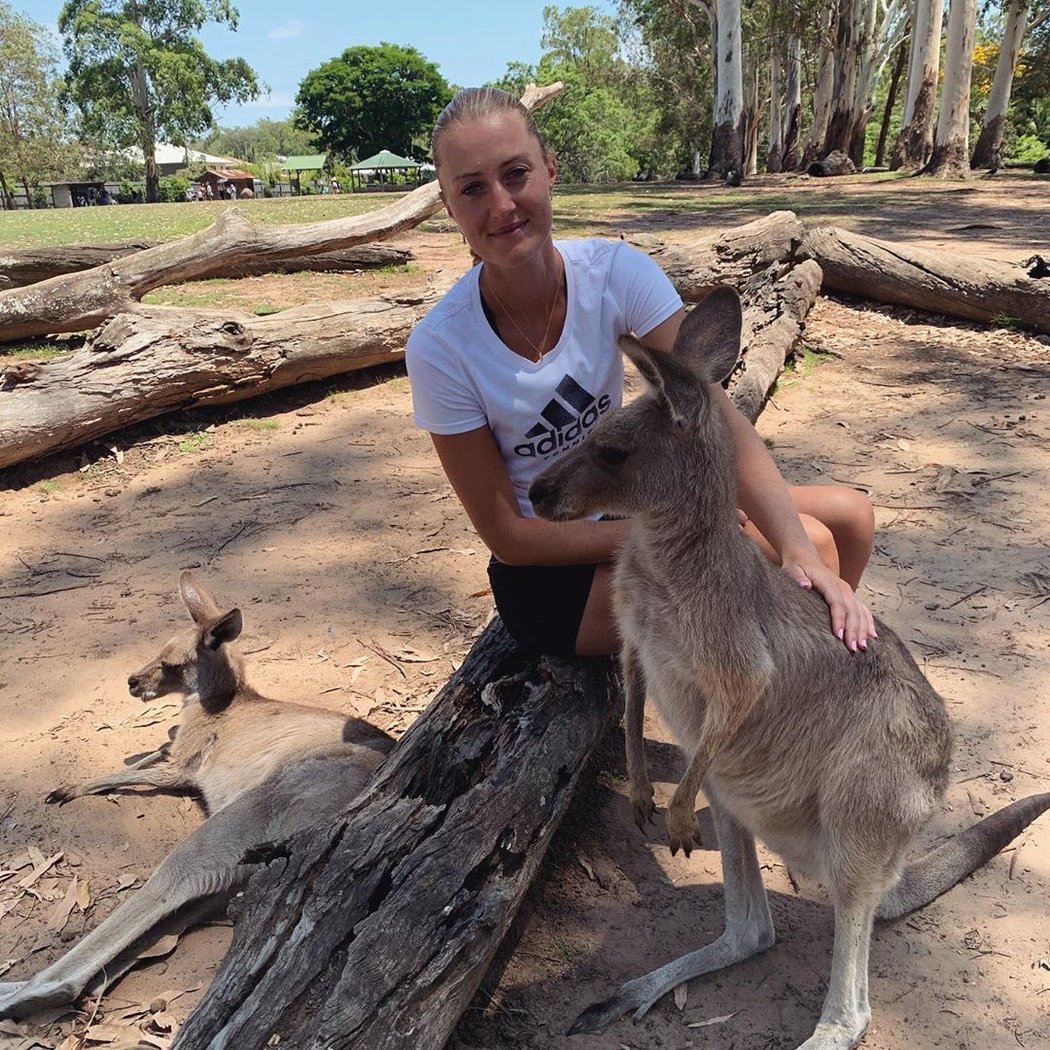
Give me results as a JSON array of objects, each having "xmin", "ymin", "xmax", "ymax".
[
  {"xmin": 267, "ymin": 20, "xmax": 304, "ymax": 40},
  {"xmin": 244, "ymin": 91, "xmax": 295, "ymax": 109}
]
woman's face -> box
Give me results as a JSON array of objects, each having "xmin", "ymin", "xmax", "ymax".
[{"xmin": 436, "ymin": 112, "xmax": 557, "ymax": 270}]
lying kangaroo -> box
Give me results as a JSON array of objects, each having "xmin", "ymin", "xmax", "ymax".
[
  {"xmin": 0, "ymin": 573, "xmax": 393, "ymax": 1018},
  {"xmin": 46, "ymin": 571, "xmax": 390, "ymax": 814},
  {"xmin": 528, "ymin": 287, "xmax": 1050, "ymax": 1050}
]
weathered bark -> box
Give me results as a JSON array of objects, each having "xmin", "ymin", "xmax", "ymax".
[
  {"xmin": 781, "ymin": 32, "xmax": 802, "ymax": 171},
  {"xmin": 173, "ymin": 618, "xmax": 622, "ymax": 1050},
  {"xmin": 0, "ymin": 83, "xmax": 563, "ymax": 345},
  {"xmin": 0, "ymin": 213, "xmax": 806, "ymax": 470},
  {"xmin": 922, "ymin": 0, "xmax": 977, "ymax": 179},
  {"xmin": 634, "ymin": 211, "xmax": 805, "ymax": 303},
  {"xmin": 971, "ymin": 0, "xmax": 1030, "ymax": 170},
  {"xmin": 1035, "ymin": 157, "xmax": 1050, "ymax": 175},
  {"xmin": 803, "ymin": 1, "xmax": 837, "ymax": 165},
  {"xmin": 0, "ymin": 277, "xmax": 455, "ymax": 470},
  {"xmin": 730, "ymin": 260, "xmax": 824, "ymax": 422},
  {"xmin": 0, "ymin": 243, "xmax": 414, "ymax": 291},
  {"xmin": 802, "ymin": 224, "xmax": 1050, "ymax": 332},
  {"xmin": 892, "ymin": 0, "xmax": 944, "ymax": 169},
  {"xmin": 824, "ymin": 0, "xmax": 863, "ymax": 155},
  {"xmin": 708, "ymin": 0, "xmax": 746, "ymax": 176},
  {"xmin": 808, "ymin": 150, "xmax": 857, "ymax": 177}
]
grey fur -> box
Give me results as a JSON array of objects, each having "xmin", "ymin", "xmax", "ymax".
[{"xmin": 529, "ymin": 287, "xmax": 1050, "ymax": 1049}]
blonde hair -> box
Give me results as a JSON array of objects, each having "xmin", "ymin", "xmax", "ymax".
[{"xmin": 431, "ymin": 87, "xmax": 549, "ymax": 170}]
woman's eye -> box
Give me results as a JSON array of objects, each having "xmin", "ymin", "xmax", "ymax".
[
  {"xmin": 596, "ymin": 446, "xmax": 629, "ymax": 466},
  {"xmin": 462, "ymin": 182, "xmax": 483, "ymax": 197},
  {"xmin": 505, "ymin": 166, "xmax": 529, "ymax": 184}
]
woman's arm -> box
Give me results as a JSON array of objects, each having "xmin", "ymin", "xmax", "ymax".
[{"xmin": 431, "ymin": 426, "xmax": 631, "ymax": 566}]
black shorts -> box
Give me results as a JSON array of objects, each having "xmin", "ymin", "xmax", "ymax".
[{"xmin": 487, "ymin": 556, "xmax": 598, "ymax": 657}]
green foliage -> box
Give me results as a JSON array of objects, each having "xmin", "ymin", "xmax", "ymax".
[
  {"xmin": 495, "ymin": 6, "xmax": 680, "ymax": 183},
  {"xmin": 294, "ymin": 42, "xmax": 451, "ymax": 161},
  {"xmin": 0, "ymin": 1, "xmax": 78, "ymax": 205},
  {"xmin": 157, "ymin": 174, "xmax": 188, "ymax": 201},
  {"xmin": 58, "ymin": 1, "xmax": 260, "ymax": 201},
  {"xmin": 196, "ymin": 117, "xmax": 314, "ymax": 162}
]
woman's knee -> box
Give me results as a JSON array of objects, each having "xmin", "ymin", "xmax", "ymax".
[{"xmin": 801, "ymin": 514, "xmax": 840, "ymax": 575}]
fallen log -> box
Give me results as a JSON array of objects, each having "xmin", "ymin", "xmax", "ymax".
[
  {"xmin": 802, "ymin": 225, "xmax": 1050, "ymax": 333},
  {"xmin": 0, "ymin": 243, "xmax": 414, "ymax": 290},
  {"xmin": 0, "ymin": 84, "xmax": 562, "ymax": 345},
  {"xmin": 0, "ymin": 276, "xmax": 456, "ymax": 470},
  {"xmin": 632, "ymin": 209, "xmax": 804, "ymax": 303},
  {"xmin": 0, "ymin": 215, "xmax": 814, "ymax": 470},
  {"xmin": 173, "ymin": 618, "xmax": 621, "ymax": 1050}
]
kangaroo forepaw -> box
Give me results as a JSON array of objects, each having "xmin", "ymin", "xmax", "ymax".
[
  {"xmin": 45, "ymin": 785, "xmax": 77, "ymax": 805},
  {"xmin": 630, "ymin": 783, "xmax": 656, "ymax": 832},
  {"xmin": 666, "ymin": 803, "xmax": 702, "ymax": 858}
]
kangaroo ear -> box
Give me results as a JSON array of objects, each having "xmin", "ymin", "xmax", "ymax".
[
  {"xmin": 675, "ymin": 286, "xmax": 743, "ymax": 385},
  {"xmin": 618, "ymin": 333, "xmax": 693, "ymax": 425},
  {"xmin": 180, "ymin": 571, "xmax": 222, "ymax": 626},
  {"xmin": 203, "ymin": 608, "xmax": 242, "ymax": 650}
]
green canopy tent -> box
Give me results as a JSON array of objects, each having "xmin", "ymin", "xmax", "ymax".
[
  {"xmin": 349, "ymin": 149, "xmax": 429, "ymax": 192},
  {"xmin": 280, "ymin": 154, "xmax": 327, "ymax": 195}
]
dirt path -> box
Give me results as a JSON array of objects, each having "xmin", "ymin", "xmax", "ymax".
[{"xmin": 1, "ymin": 178, "xmax": 1048, "ymax": 1050}]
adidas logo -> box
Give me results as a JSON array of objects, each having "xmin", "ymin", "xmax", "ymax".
[{"xmin": 514, "ymin": 375, "xmax": 612, "ymax": 458}]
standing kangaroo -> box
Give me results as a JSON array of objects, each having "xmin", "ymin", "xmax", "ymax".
[
  {"xmin": 528, "ymin": 287, "xmax": 1050, "ymax": 1050},
  {"xmin": 0, "ymin": 573, "xmax": 393, "ymax": 1018}
]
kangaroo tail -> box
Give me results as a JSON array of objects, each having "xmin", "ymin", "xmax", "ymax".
[{"xmin": 877, "ymin": 792, "xmax": 1050, "ymax": 921}]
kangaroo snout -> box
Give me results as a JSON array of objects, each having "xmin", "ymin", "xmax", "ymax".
[{"xmin": 127, "ymin": 670, "xmax": 157, "ymax": 701}]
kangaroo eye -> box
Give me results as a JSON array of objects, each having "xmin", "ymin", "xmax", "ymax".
[{"xmin": 595, "ymin": 446, "xmax": 629, "ymax": 466}]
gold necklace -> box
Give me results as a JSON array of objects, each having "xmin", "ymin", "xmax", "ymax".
[{"xmin": 485, "ymin": 273, "xmax": 562, "ymax": 363}]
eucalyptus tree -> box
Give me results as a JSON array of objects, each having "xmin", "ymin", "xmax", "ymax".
[
  {"xmin": 0, "ymin": 1, "xmax": 76, "ymax": 207},
  {"xmin": 892, "ymin": 0, "xmax": 945, "ymax": 168},
  {"xmin": 59, "ymin": 1, "xmax": 258, "ymax": 203},
  {"xmin": 922, "ymin": 0, "xmax": 978, "ymax": 176},
  {"xmin": 971, "ymin": 1, "xmax": 1050, "ymax": 168}
]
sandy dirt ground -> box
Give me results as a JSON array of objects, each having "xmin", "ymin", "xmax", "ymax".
[{"xmin": 1, "ymin": 177, "xmax": 1048, "ymax": 1050}]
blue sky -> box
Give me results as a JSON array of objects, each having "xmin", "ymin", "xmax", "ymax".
[{"xmin": 18, "ymin": 1, "xmax": 616, "ymax": 127}]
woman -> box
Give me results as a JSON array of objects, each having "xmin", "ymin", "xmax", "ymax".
[{"xmin": 406, "ymin": 88, "xmax": 876, "ymax": 658}]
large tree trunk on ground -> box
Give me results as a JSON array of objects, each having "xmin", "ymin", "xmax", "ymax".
[
  {"xmin": 0, "ymin": 243, "xmax": 414, "ymax": 291},
  {"xmin": 808, "ymin": 151, "xmax": 857, "ymax": 177},
  {"xmin": 0, "ymin": 277, "xmax": 454, "ymax": 470},
  {"xmin": 0, "ymin": 84, "xmax": 563, "ymax": 345},
  {"xmin": 0, "ymin": 214, "xmax": 807, "ymax": 470},
  {"xmin": 173, "ymin": 618, "xmax": 622, "ymax": 1050},
  {"xmin": 802, "ymin": 225, "xmax": 1050, "ymax": 332}
]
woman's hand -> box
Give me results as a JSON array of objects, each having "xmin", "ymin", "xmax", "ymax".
[{"xmin": 782, "ymin": 553, "xmax": 877, "ymax": 652}]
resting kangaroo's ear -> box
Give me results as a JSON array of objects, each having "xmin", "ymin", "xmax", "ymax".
[
  {"xmin": 674, "ymin": 286, "xmax": 743, "ymax": 386},
  {"xmin": 180, "ymin": 571, "xmax": 222, "ymax": 626},
  {"xmin": 203, "ymin": 608, "xmax": 243, "ymax": 650},
  {"xmin": 618, "ymin": 333, "xmax": 688, "ymax": 425}
]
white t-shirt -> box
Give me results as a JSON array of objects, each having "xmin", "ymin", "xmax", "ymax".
[{"xmin": 406, "ymin": 238, "xmax": 682, "ymax": 516}]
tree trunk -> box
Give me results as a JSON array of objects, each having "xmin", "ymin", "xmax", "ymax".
[
  {"xmin": 802, "ymin": 224, "xmax": 1050, "ymax": 331},
  {"xmin": 0, "ymin": 168, "xmax": 13, "ymax": 210},
  {"xmin": 803, "ymin": 1, "xmax": 837, "ymax": 165},
  {"xmin": 708, "ymin": 0, "xmax": 746, "ymax": 176},
  {"xmin": 875, "ymin": 37, "xmax": 909, "ymax": 168},
  {"xmin": 971, "ymin": 0, "xmax": 1030, "ymax": 169},
  {"xmin": 0, "ymin": 243, "xmax": 414, "ymax": 291},
  {"xmin": 172, "ymin": 618, "xmax": 623, "ymax": 1050},
  {"xmin": 892, "ymin": 0, "xmax": 944, "ymax": 169},
  {"xmin": 0, "ymin": 213, "xmax": 806, "ymax": 470},
  {"xmin": 824, "ymin": 0, "xmax": 863, "ymax": 155},
  {"xmin": 922, "ymin": 0, "xmax": 977, "ymax": 179},
  {"xmin": 768, "ymin": 40, "xmax": 784, "ymax": 173},
  {"xmin": 781, "ymin": 31, "xmax": 802, "ymax": 171},
  {"xmin": 0, "ymin": 83, "xmax": 563, "ymax": 345}
]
